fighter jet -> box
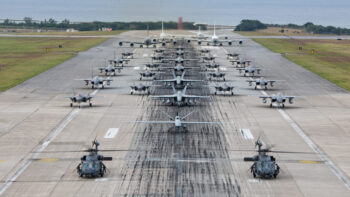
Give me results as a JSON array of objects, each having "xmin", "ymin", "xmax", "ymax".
[
  {"xmin": 205, "ymin": 63, "xmax": 221, "ymax": 70},
  {"xmin": 76, "ymin": 74, "xmax": 113, "ymax": 89},
  {"xmin": 155, "ymin": 71, "xmax": 202, "ymax": 88},
  {"xmin": 145, "ymin": 63, "xmax": 161, "ymax": 70},
  {"xmin": 150, "ymin": 85, "xmax": 209, "ymax": 106},
  {"xmin": 139, "ymin": 70, "xmax": 158, "ymax": 80},
  {"xmin": 130, "ymin": 83, "xmax": 151, "ymax": 95},
  {"xmin": 227, "ymin": 53, "xmax": 239, "ymax": 59},
  {"xmin": 202, "ymin": 55, "xmax": 216, "ymax": 62},
  {"xmin": 133, "ymin": 111, "xmax": 219, "ymax": 132},
  {"xmin": 119, "ymin": 26, "xmax": 166, "ymax": 48},
  {"xmin": 212, "ymin": 83, "xmax": 234, "ymax": 95},
  {"xmin": 199, "ymin": 49, "xmax": 210, "ymax": 54},
  {"xmin": 207, "ymin": 71, "xmax": 226, "ymax": 81},
  {"xmin": 231, "ymin": 58, "xmax": 252, "ymax": 68},
  {"xmin": 108, "ymin": 56, "xmax": 130, "ymax": 67},
  {"xmin": 121, "ymin": 51, "xmax": 134, "ymax": 59},
  {"xmin": 259, "ymin": 93, "xmax": 297, "ymax": 108},
  {"xmin": 66, "ymin": 90, "xmax": 94, "ymax": 108},
  {"xmin": 237, "ymin": 66, "xmax": 261, "ymax": 77},
  {"xmin": 164, "ymin": 64, "xmax": 198, "ymax": 74},
  {"xmin": 98, "ymin": 64, "xmax": 122, "ymax": 76},
  {"xmin": 162, "ymin": 57, "xmax": 199, "ymax": 64},
  {"xmin": 247, "ymin": 77, "xmax": 279, "ymax": 90},
  {"xmin": 154, "ymin": 48, "xmax": 165, "ymax": 54}
]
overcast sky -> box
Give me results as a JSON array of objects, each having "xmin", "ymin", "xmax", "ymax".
[{"xmin": 1, "ymin": 0, "xmax": 349, "ymax": 27}]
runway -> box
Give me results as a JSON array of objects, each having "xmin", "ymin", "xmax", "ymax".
[{"xmin": 0, "ymin": 30, "xmax": 349, "ymax": 196}]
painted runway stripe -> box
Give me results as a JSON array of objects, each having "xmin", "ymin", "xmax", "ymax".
[
  {"xmin": 260, "ymin": 90, "xmax": 350, "ymax": 190},
  {"xmin": 240, "ymin": 129, "xmax": 254, "ymax": 140},
  {"xmin": 0, "ymin": 89, "xmax": 99, "ymax": 195},
  {"xmin": 104, "ymin": 128, "xmax": 119, "ymax": 139}
]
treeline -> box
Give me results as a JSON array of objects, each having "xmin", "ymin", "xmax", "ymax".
[
  {"xmin": 235, "ymin": 19, "xmax": 350, "ymax": 35},
  {"xmin": 0, "ymin": 17, "xmax": 199, "ymax": 31}
]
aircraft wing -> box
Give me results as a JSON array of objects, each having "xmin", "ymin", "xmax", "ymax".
[
  {"xmin": 182, "ymin": 79, "xmax": 203, "ymax": 82},
  {"xmin": 259, "ymin": 96, "xmax": 272, "ymax": 99},
  {"xmin": 133, "ymin": 120, "xmax": 174, "ymax": 124},
  {"xmin": 182, "ymin": 121, "xmax": 221, "ymax": 124},
  {"xmin": 149, "ymin": 95, "xmax": 176, "ymax": 98},
  {"xmin": 183, "ymin": 95, "xmax": 210, "ymax": 99},
  {"xmin": 155, "ymin": 79, "xmax": 176, "ymax": 82}
]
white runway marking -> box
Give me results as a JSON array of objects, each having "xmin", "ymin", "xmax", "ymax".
[
  {"xmin": 240, "ymin": 129, "xmax": 254, "ymax": 140},
  {"xmin": 260, "ymin": 90, "xmax": 350, "ymax": 190},
  {"xmin": 143, "ymin": 54, "xmax": 148, "ymax": 57},
  {"xmin": 104, "ymin": 128, "xmax": 119, "ymax": 139},
  {"xmin": 0, "ymin": 89, "xmax": 100, "ymax": 195},
  {"xmin": 134, "ymin": 66, "xmax": 140, "ymax": 70},
  {"xmin": 0, "ymin": 108, "xmax": 82, "ymax": 195},
  {"xmin": 248, "ymin": 179, "xmax": 260, "ymax": 183},
  {"xmin": 95, "ymin": 178, "xmax": 109, "ymax": 182},
  {"xmin": 219, "ymin": 67, "xmax": 227, "ymax": 71}
]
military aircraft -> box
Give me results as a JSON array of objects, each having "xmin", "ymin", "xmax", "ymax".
[
  {"xmin": 151, "ymin": 55, "xmax": 164, "ymax": 61},
  {"xmin": 205, "ymin": 63, "xmax": 221, "ymax": 70},
  {"xmin": 139, "ymin": 70, "xmax": 158, "ymax": 80},
  {"xmin": 145, "ymin": 63, "xmax": 161, "ymax": 70},
  {"xmin": 98, "ymin": 64, "xmax": 122, "ymax": 76},
  {"xmin": 247, "ymin": 77, "xmax": 279, "ymax": 90},
  {"xmin": 108, "ymin": 56, "xmax": 130, "ymax": 67},
  {"xmin": 133, "ymin": 111, "xmax": 219, "ymax": 132},
  {"xmin": 244, "ymin": 140, "xmax": 280, "ymax": 178},
  {"xmin": 77, "ymin": 140, "xmax": 112, "ymax": 178},
  {"xmin": 119, "ymin": 26, "xmax": 167, "ymax": 48},
  {"xmin": 76, "ymin": 73, "xmax": 113, "ymax": 89},
  {"xmin": 202, "ymin": 55, "xmax": 216, "ymax": 62},
  {"xmin": 199, "ymin": 49, "xmax": 210, "ymax": 54},
  {"xmin": 155, "ymin": 71, "xmax": 202, "ymax": 88},
  {"xmin": 231, "ymin": 59, "xmax": 252, "ymax": 68},
  {"xmin": 191, "ymin": 25, "xmax": 210, "ymax": 40},
  {"xmin": 162, "ymin": 57, "xmax": 199, "ymax": 64},
  {"xmin": 237, "ymin": 66, "xmax": 261, "ymax": 77},
  {"xmin": 150, "ymin": 85, "xmax": 209, "ymax": 106},
  {"xmin": 165, "ymin": 64, "xmax": 197, "ymax": 74},
  {"xmin": 130, "ymin": 83, "xmax": 151, "ymax": 95},
  {"xmin": 121, "ymin": 51, "xmax": 134, "ymax": 59},
  {"xmin": 66, "ymin": 90, "xmax": 94, "ymax": 108},
  {"xmin": 259, "ymin": 92, "xmax": 296, "ymax": 108},
  {"xmin": 154, "ymin": 48, "xmax": 165, "ymax": 54},
  {"xmin": 212, "ymin": 83, "xmax": 234, "ymax": 95},
  {"xmin": 226, "ymin": 53, "xmax": 239, "ymax": 59},
  {"xmin": 190, "ymin": 24, "xmax": 233, "ymax": 46},
  {"xmin": 207, "ymin": 71, "xmax": 226, "ymax": 81}
]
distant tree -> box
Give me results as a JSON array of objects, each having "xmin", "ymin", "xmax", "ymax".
[
  {"xmin": 234, "ymin": 20, "xmax": 267, "ymax": 31},
  {"xmin": 23, "ymin": 17, "xmax": 32, "ymax": 25},
  {"xmin": 48, "ymin": 18, "xmax": 57, "ymax": 25},
  {"xmin": 4, "ymin": 19, "xmax": 10, "ymax": 25}
]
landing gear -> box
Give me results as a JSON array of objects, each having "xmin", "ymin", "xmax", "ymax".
[
  {"xmin": 89, "ymin": 102, "xmax": 92, "ymax": 107},
  {"xmin": 70, "ymin": 103, "xmax": 73, "ymax": 107},
  {"xmin": 223, "ymin": 78, "xmax": 226, "ymax": 81},
  {"xmin": 214, "ymin": 92, "xmax": 217, "ymax": 95},
  {"xmin": 282, "ymin": 104, "xmax": 285, "ymax": 108},
  {"xmin": 270, "ymin": 103, "xmax": 272, "ymax": 108},
  {"xmin": 231, "ymin": 92, "xmax": 234, "ymax": 95}
]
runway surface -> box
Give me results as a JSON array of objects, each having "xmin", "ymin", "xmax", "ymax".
[{"xmin": 0, "ymin": 30, "xmax": 349, "ymax": 196}]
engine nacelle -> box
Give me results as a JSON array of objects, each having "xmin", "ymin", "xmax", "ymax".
[
  {"xmin": 249, "ymin": 81, "xmax": 252, "ymax": 86},
  {"xmin": 130, "ymin": 43, "xmax": 134, "ymax": 47},
  {"xmin": 187, "ymin": 40, "xmax": 191, "ymax": 43},
  {"xmin": 228, "ymin": 41, "xmax": 232, "ymax": 46},
  {"xmin": 262, "ymin": 98, "xmax": 267, "ymax": 103},
  {"xmin": 270, "ymin": 82, "xmax": 275, "ymax": 87},
  {"xmin": 119, "ymin": 42, "xmax": 123, "ymax": 46},
  {"xmin": 162, "ymin": 42, "xmax": 166, "ymax": 47},
  {"xmin": 152, "ymin": 38, "xmax": 157, "ymax": 42},
  {"xmin": 219, "ymin": 43, "xmax": 223, "ymax": 46},
  {"xmin": 239, "ymin": 40, "xmax": 243, "ymax": 45},
  {"xmin": 289, "ymin": 98, "xmax": 294, "ymax": 104},
  {"xmin": 173, "ymin": 41, "xmax": 177, "ymax": 45},
  {"xmin": 198, "ymin": 41, "xmax": 202, "ymax": 45}
]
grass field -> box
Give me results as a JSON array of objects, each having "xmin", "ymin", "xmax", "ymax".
[
  {"xmin": 0, "ymin": 37, "xmax": 110, "ymax": 91},
  {"xmin": 253, "ymin": 38, "xmax": 350, "ymax": 91},
  {"xmin": 0, "ymin": 30, "xmax": 124, "ymax": 36},
  {"xmin": 237, "ymin": 27, "xmax": 313, "ymax": 36}
]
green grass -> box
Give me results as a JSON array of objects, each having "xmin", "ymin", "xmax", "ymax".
[
  {"xmin": 253, "ymin": 38, "xmax": 350, "ymax": 91},
  {"xmin": 0, "ymin": 30, "xmax": 124, "ymax": 36},
  {"xmin": 0, "ymin": 37, "xmax": 110, "ymax": 91}
]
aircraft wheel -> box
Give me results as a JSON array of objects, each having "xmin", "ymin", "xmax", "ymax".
[
  {"xmin": 231, "ymin": 92, "xmax": 234, "ymax": 95},
  {"xmin": 209, "ymin": 78, "xmax": 212, "ymax": 81},
  {"xmin": 253, "ymin": 172, "xmax": 256, "ymax": 178},
  {"xmin": 214, "ymin": 92, "xmax": 217, "ymax": 95},
  {"xmin": 140, "ymin": 77, "xmax": 142, "ymax": 80},
  {"xmin": 282, "ymin": 104, "xmax": 285, "ymax": 108},
  {"xmin": 89, "ymin": 103, "xmax": 92, "ymax": 107},
  {"xmin": 70, "ymin": 103, "xmax": 73, "ymax": 107},
  {"xmin": 102, "ymin": 85, "xmax": 104, "ymax": 89},
  {"xmin": 254, "ymin": 86, "xmax": 257, "ymax": 90},
  {"xmin": 270, "ymin": 104, "xmax": 272, "ymax": 108},
  {"xmin": 223, "ymin": 78, "xmax": 226, "ymax": 81}
]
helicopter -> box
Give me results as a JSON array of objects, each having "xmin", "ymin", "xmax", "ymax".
[
  {"xmin": 77, "ymin": 140, "xmax": 112, "ymax": 178},
  {"xmin": 244, "ymin": 140, "xmax": 280, "ymax": 179}
]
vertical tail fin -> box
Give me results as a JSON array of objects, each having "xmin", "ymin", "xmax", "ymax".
[
  {"xmin": 171, "ymin": 84, "xmax": 176, "ymax": 94},
  {"xmin": 162, "ymin": 21, "xmax": 164, "ymax": 34},
  {"xmin": 183, "ymin": 85, "xmax": 188, "ymax": 94}
]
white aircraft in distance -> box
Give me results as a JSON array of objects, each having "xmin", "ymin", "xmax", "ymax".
[
  {"xmin": 119, "ymin": 25, "xmax": 168, "ymax": 48},
  {"xmin": 132, "ymin": 110, "xmax": 220, "ymax": 132},
  {"xmin": 188, "ymin": 24, "xmax": 234, "ymax": 46},
  {"xmin": 259, "ymin": 92, "xmax": 298, "ymax": 108}
]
